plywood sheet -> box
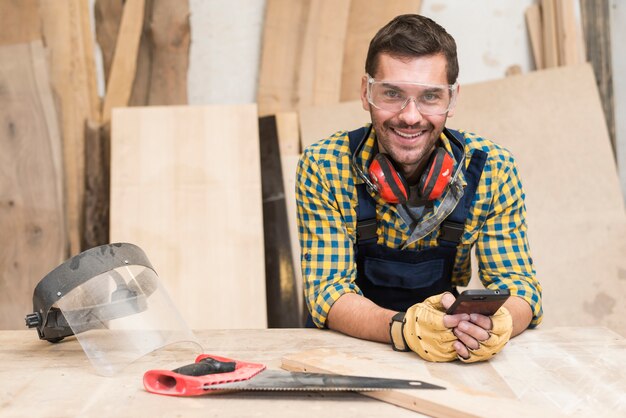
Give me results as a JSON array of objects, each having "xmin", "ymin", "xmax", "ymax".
[
  {"xmin": 450, "ymin": 63, "xmax": 626, "ymax": 335},
  {"xmin": 340, "ymin": 0, "xmax": 422, "ymax": 101},
  {"xmin": 297, "ymin": 64, "xmax": 626, "ymax": 336},
  {"xmin": 0, "ymin": 41, "xmax": 66, "ymax": 329},
  {"xmin": 110, "ymin": 105, "xmax": 267, "ymax": 329}
]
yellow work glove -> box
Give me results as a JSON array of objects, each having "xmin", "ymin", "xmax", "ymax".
[
  {"xmin": 458, "ymin": 306, "xmax": 513, "ymax": 363},
  {"xmin": 402, "ymin": 293, "xmax": 458, "ymax": 362}
]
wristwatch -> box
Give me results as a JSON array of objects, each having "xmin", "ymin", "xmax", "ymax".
[{"xmin": 389, "ymin": 312, "xmax": 410, "ymax": 352}]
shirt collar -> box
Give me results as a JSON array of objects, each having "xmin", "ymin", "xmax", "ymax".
[{"xmin": 352, "ymin": 124, "xmax": 469, "ymax": 244}]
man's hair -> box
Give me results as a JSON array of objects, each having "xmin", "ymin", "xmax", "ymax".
[{"xmin": 365, "ymin": 14, "xmax": 459, "ymax": 84}]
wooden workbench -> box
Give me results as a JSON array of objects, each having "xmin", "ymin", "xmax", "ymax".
[{"xmin": 0, "ymin": 327, "xmax": 624, "ymax": 417}]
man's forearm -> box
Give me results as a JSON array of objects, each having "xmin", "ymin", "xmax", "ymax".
[
  {"xmin": 326, "ymin": 293, "xmax": 397, "ymax": 343},
  {"xmin": 503, "ymin": 295, "xmax": 533, "ymax": 337}
]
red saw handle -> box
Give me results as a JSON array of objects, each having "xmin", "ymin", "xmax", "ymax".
[{"xmin": 143, "ymin": 354, "xmax": 266, "ymax": 396}]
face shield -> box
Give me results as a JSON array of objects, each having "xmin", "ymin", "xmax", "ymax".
[{"xmin": 25, "ymin": 243, "xmax": 202, "ymax": 376}]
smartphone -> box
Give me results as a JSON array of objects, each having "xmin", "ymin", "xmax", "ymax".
[{"xmin": 446, "ymin": 289, "xmax": 510, "ymax": 316}]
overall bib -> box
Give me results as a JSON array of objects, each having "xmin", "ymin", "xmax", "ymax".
[
  {"xmin": 350, "ymin": 126, "xmax": 487, "ymax": 312},
  {"xmin": 304, "ymin": 127, "xmax": 487, "ymax": 327}
]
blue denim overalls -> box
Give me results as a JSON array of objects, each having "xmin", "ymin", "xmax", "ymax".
[
  {"xmin": 350, "ymin": 126, "xmax": 487, "ymax": 312},
  {"xmin": 305, "ymin": 127, "xmax": 487, "ymax": 327}
]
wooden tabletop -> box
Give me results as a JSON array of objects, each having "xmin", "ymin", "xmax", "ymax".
[{"xmin": 0, "ymin": 327, "xmax": 624, "ymax": 417}]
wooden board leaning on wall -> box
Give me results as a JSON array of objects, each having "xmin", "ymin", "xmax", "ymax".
[
  {"xmin": 110, "ymin": 105, "xmax": 267, "ymax": 329},
  {"xmin": 0, "ymin": 41, "xmax": 67, "ymax": 329}
]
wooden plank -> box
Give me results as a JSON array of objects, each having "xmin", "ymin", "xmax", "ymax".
[
  {"xmin": 0, "ymin": 41, "xmax": 66, "ymax": 329},
  {"xmin": 556, "ymin": 0, "xmax": 582, "ymax": 66},
  {"xmin": 580, "ymin": 0, "xmax": 615, "ymax": 152},
  {"xmin": 129, "ymin": 0, "xmax": 190, "ymax": 106},
  {"xmin": 101, "ymin": 0, "xmax": 145, "ymax": 123},
  {"xmin": 257, "ymin": 0, "xmax": 350, "ymax": 115},
  {"xmin": 281, "ymin": 154, "xmax": 306, "ymax": 323},
  {"xmin": 274, "ymin": 112, "xmax": 304, "ymax": 321},
  {"xmin": 525, "ymin": 3, "xmax": 545, "ymax": 70},
  {"xmin": 297, "ymin": 0, "xmax": 350, "ymax": 107},
  {"xmin": 275, "ymin": 112, "xmax": 300, "ymax": 156},
  {"xmin": 541, "ymin": 0, "xmax": 559, "ymax": 68},
  {"xmin": 39, "ymin": 0, "xmax": 101, "ymax": 254},
  {"xmin": 82, "ymin": 120, "xmax": 110, "ymax": 250},
  {"xmin": 297, "ymin": 65, "xmax": 626, "ymax": 335},
  {"xmin": 0, "ymin": 0, "xmax": 41, "ymax": 45},
  {"xmin": 257, "ymin": 0, "xmax": 309, "ymax": 116},
  {"xmin": 299, "ymin": 101, "xmax": 369, "ymax": 149},
  {"xmin": 282, "ymin": 349, "xmax": 552, "ymax": 417},
  {"xmin": 259, "ymin": 115, "xmax": 299, "ymax": 327},
  {"xmin": 110, "ymin": 105, "xmax": 267, "ymax": 329},
  {"xmin": 94, "ymin": 0, "xmax": 124, "ymax": 85},
  {"xmin": 340, "ymin": 0, "xmax": 422, "ymax": 101}
]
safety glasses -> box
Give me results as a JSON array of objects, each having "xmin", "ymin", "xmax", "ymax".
[{"xmin": 366, "ymin": 74, "xmax": 458, "ymax": 115}]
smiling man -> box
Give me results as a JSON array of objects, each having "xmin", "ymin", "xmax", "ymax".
[{"xmin": 295, "ymin": 14, "xmax": 542, "ymax": 362}]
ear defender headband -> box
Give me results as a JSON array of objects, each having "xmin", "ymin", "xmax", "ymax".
[{"xmin": 353, "ymin": 127, "xmax": 461, "ymax": 204}]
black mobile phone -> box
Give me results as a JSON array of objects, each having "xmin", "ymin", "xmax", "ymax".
[{"xmin": 446, "ymin": 289, "xmax": 510, "ymax": 316}]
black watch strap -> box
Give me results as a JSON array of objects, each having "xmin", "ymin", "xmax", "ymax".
[{"xmin": 389, "ymin": 312, "xmax": 410, "ymax": 352}]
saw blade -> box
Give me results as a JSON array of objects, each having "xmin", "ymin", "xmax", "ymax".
[{"xmin": 203, "ymin": 370, "xmax": 444, "ymax": 391}]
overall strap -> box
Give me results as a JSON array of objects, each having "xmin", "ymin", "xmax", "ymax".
[
  {"xmin": 348, "ymin": 127, "xmax": 378, "ymax": 244},
  {"xmin": 438, "ymin": 129, "xmax": 488, "ymax": 247}
]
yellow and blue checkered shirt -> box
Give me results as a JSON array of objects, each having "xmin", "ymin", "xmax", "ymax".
[{"xmin": 296, "ymin": 125, "xmax": 543, "ymax": 329}]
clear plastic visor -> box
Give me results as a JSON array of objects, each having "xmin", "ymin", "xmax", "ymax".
[{"xmin": 56, "ymin": 264, "xmax": 201, "ymax": 376}]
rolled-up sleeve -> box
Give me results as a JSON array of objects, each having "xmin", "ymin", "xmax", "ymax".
[{"xmin": 295, "ymin": 148, "xmax": 360, "ymax": 328}]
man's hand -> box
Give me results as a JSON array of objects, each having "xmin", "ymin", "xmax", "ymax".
[
  {"xmin": 441, "ymin": 293, "xmax": 513, "ymax": 363},
  {"xmin": 402, "ymin": 293, "xmax": 468, "ymax": 362}
]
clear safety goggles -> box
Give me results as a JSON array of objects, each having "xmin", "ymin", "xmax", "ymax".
[{"xmin": 366, "ymin": 74, "xmax": 458, "ymax": 115}]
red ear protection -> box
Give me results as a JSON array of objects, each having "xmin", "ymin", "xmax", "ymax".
[
  {"xmin": 369, "ymin": 154, "xmax": 410, "ymax": 204},
  {"xmin": 368, "ymin": 148, "xmax": 454, "ymax": 204},
  {"xmin": 417, "ymin": 147, "xmax": 454, "ymax": 200}
]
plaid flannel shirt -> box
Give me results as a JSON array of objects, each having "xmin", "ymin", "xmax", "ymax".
[{"xmin": 296, "ymin": 125, "xmax": 543, "ymax": 328}]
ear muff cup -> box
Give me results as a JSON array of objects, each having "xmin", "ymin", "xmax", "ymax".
[
  {"xmin": 369, "ymin": 154, "xmax": 409, "ymax": 204},
  {"xmin": 417, "ymin": 147, "xmax": 454, "ymax": 200},
  {"xmin": 367, "ymin": 147, "xmax": 454, "ymax": 204}
]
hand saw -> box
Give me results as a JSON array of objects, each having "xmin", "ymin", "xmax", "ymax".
[{"xmin": 143, "ymin": 354, "xmax": 445, "ymax": 396}]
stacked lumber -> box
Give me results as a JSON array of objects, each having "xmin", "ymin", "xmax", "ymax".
[
  {"xmin": 257, "ymin": 0, "xmax": 422, "ymax": 118},
  {"xmin": 525, "ymin": 0, "xmax": 586, "ymax": 70}
]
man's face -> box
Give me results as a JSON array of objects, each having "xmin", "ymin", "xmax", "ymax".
[{"xmin": 360, "ymin": 53, "xmax": 458, "ymax": 182}]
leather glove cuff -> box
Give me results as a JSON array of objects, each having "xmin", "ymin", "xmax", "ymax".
[{"xmin": 389, "ymin": 312, "xmax": 410, "ymax": 352}]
